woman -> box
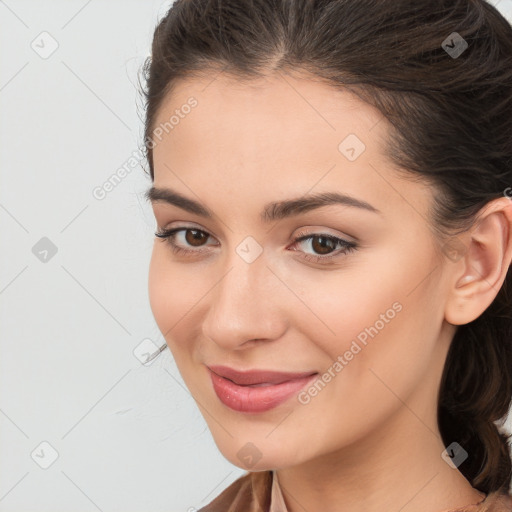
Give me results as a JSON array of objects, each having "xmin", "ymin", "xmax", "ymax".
[{"xmin": 141, "ymin": 0, "xmax": 512, "ymax": 510}]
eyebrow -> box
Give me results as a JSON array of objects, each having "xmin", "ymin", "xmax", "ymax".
[{"xmin": 144, "ymin": 186, "xmax": 381, "ymax": 222}]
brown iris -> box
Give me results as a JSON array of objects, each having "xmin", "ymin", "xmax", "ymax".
[
  {"xmin": 185, "ymin": 229, "xmax": 209, "ymax": 247},
  {"xmin": 308, "ymin": 235, "xmax": 336, "ymax": 255}
]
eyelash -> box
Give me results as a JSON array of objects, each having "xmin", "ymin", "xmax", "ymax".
[{"xmin": 154, "ymin": 226, "xmax": 358, "ymax": 263}]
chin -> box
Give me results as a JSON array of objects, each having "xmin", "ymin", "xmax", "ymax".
[
  {"xmin": 226, "ymin": 452, "xmax": 286, "ymax": 472},
  {"xmin": 213, "ymin": 436, "xmax": 306, "ymax": 472}
]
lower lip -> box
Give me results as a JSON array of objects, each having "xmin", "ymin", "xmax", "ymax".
[{"xmin": 209, "ymin": 370, "xmax": 318, "ymax": 413}]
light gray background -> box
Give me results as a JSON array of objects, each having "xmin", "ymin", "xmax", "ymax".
[{"xmin": 1, "ymin": 1, "xmax": 512, "ymax": 511}]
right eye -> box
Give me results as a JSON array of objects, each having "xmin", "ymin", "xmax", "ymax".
[{"xmin": 154, "ymin": 227, "xmax": 219, "ymax": 255}]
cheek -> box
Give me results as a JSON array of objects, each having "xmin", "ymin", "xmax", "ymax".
[
  {"xmin": 273, "ymin": 253, "xmax": 443, "ymax": 452},
  {"xmin": 296, "ymin": 242, "xmax": 441, "ymax": 382},
  {"xmin": 285, "ymin": 266, "xmax": 406, "ymax": 359},
  {"xmin": 148, "ymin": 245, "xmax": 198, "ymax": 347}
]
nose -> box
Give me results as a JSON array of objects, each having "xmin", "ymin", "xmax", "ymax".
[{"xmin": 201, "ymin": 253, "xmax": 287, "ymax": 351}]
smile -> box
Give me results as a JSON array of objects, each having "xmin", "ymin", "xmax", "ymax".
[{"xmin": 207, "ymin": 365, "xmax": 318, "ymax": 413}]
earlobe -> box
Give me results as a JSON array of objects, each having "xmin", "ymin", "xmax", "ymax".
[{"xmin": 444, "ymin": 197, "xmax": 512, "ymax": 326}]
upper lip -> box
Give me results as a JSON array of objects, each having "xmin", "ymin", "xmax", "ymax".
[{"xmin": 207, "ymin": 365, "xmax": 317, "ymax": 386}]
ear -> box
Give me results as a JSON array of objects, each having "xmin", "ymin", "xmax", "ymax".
[{"xmin": 444, "ymin": 196, "xmax": 512, "ymax": 326}]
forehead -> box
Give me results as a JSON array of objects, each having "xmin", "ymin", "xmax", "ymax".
[
  {"xmin": 151, "ymin": 71, "xmax": 432, "ymax": 222},
  {"xmin": 153, "ymin": 70, "xmax": 383, "ymax": 146},
  {"xmin": 154, "ymin": 72, "xmax": 383, "ymax": 171}
]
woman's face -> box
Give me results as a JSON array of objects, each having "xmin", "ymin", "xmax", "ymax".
[{"xmin": 147, "ymin": 71, "xmax": 457, "ymax": 470}]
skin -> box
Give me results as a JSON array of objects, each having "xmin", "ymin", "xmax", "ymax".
[{"xmin": 146, "ymin": 70, "xmax": 512, "ymax": 512}]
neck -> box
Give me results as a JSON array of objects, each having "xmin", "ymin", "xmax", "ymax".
[{"xmin": 276, "ymin": 389, "xmax": 485, "ymax": 512}]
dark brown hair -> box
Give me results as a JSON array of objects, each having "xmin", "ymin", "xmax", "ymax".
[{"xmin": 141, "ymin": 0, "xmax": 512, "ymax": 494}]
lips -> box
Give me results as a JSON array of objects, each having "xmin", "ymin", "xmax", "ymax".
[
  {"xmin": 207, "ymin": 365, "xmax": 318, "ymax": 413},
  {"xmin": 209, "ymin": 365, "xmax": 316, "ymax": 385}
]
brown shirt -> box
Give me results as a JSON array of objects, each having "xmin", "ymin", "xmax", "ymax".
[{"xmin": 198, "ymin": 470, "xmax": 512, "ymax": 512}]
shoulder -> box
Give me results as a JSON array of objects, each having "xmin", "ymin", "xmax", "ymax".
[{"xmin": 198, "ymin": 470, "xmax": 272, "ymax": 512}]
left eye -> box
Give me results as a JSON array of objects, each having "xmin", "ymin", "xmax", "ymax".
[
  {"xmin": 154, "ymin": 227, "xmax": 358, "ymax": 263},
  {"xmin": 290, "ymin": 232, "xmax": 358, "ymax": 263}
]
